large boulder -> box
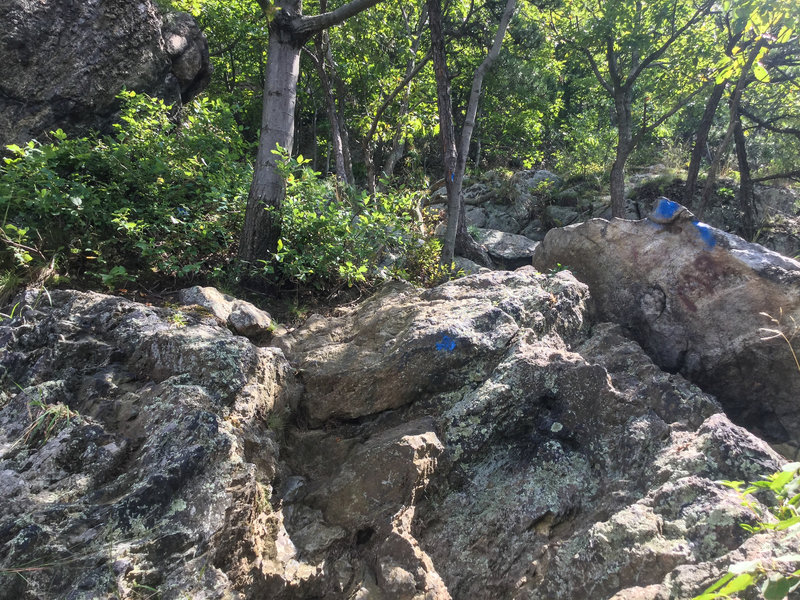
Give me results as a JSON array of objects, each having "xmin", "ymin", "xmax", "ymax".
[
  {"xmin": 0, "ymin": 0, "xmax": 211, "ymax": 147},
  {"xmin": 0, "ymin": 290, "xmax": 296, "ymax": 598},
  {"xmin": 532, "ymin": 206, "xmax": 800, "ymax": 454},
  {"xmin": 1, "ymin": 272, "xmax": 797, "ymax": 599}
]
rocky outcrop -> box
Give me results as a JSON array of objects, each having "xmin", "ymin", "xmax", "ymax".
[
  {"xmin": 178, "ymin": 285, "xmax": 273, "ymax": 339},
  {"xmin": 428, "ymin": 167, "xmax": 799, "ymax": 267},
  {"xmin": 532, "ymin": 205, "xmax": 800, "ymax": 456},
  {"xmin": 0, "ymin": 0, "xmax": 211, "ymax": 147},
  {"xmin": 1, "ymin": 271, "xmax": 797, "ymax": 599}
]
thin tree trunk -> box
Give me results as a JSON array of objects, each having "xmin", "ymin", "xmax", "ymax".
[
  {"xmin": 734, "ymin": 112, "xmax": 757, "ymax": 239},
  {"xmin": 474, "ymin": 106, "xmax": 482, "ymax": 168},
  {"xmin": 312, "ymin": 27, "xmax": 348, "ymax": 183},
  {"xmin": 453, "ymin": 0, "xmax": 516, "ymax": 263},
  {"xmin": 698, "ymin": 39, "xmax": 764, "ymax": 214},
  {"xmin": 427, "ymin": 0, "xmax": 459, "ymax": 266},
  {"xmin": 381, "ymin": 6, "xmax": 429, "ymax": 186},
  {"xmin": 311, "ymin": 104, "xmax": 319, "ymax": 170},
  {"xmin": 686, "ymin": 82, "xmax": 726, "ymax": 205},
  {"xmin": 610, "ymin": 90, "xmax": 634, "ymax": 217}
]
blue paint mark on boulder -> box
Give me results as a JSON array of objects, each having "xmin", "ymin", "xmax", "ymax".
[
  {"xmin": 651, "ymin": 197, "xmax": 681, "ymax": 222},
  {"xmin": 692, "ymin": 220, "xmax": 717, "ymax": 248},
  {"xmin": 436, "ymin": 335, "xmax": 456, "ymax": 352}
]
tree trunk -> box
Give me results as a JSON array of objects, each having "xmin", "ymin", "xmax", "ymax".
[
  {"xmin": 429, "ymin": 0, "xmax": 515, "ymax": 266},
  {"xmin": 734, "ymin": 112, "xmax": 757, "ymax": 239},
  {"xmin": 327, "ymin": 41, "xmax": 355, "ymax": 184},
  {"xmin": 427, "ymin": 0, "xmax": 459, "ymax": 266},
  {"xmin": 312, "ymin": 32, "xmax": 348, "ymax": 183},
  {"xmin": 610, "ymin": 90, "xmax": 633, "ymax": 217},
  {"xmin": 239, "ymin": 14, "xmax": 302, "ymax": 265},
  {"xmin": 452, "ymin": 0, "xmax": 515, "ymax": 263},
  {"xmin": 686, "ymin": 82, "xmax": 726, "ymax": 205},
  {"xmin": 698, "ymin": 39, "xmax": 764, "ymax": 215},
  {"xmin": 239, "ymin": 0, "xmax": 385, "ymax": 267}
]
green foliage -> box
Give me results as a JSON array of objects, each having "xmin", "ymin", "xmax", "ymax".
[
  {"xmin": 395, "ymin": 237, "xmax": 464, "ymax": 288},
  {"xmin": 1, "ymin": 92, "xmax": 251, "ymax": 287},
  {"xmin": 170, "ymin": 0, "xmax": 268, "ymax": 142},
  {"xmin": 694, "ymin": 463, "xmax": 800, "ymax": 599},
  {"xmin": 254, "ymin": 148, "xmax": 425, "ymax": 291}
]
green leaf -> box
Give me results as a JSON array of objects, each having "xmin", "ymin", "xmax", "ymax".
[
  {"xmin": 720, "ymin": 572, "xmax": 756, "ymax": 594},
  {"xmin": 763, "ymin": 575, "xmax": 800, "ymax": 600},
  {"xmin": 753, "ymin": 63, "xmax": 769, "ymax": 82},
  {"xmin": 775, "ymin": 516, "xmax": 800, "ymax": 530},
  {"xmin": 699, "ymin": 572, "xmax": 735, "ymax": 595}
]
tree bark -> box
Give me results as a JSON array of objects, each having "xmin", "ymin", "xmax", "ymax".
[
  {"xmin": 427, "ymin": 0, "xmax": 459, "ymax": 266},
  {"xmin": 610, "ymin": 87, "xmax": 634, "ymax": 217},
  {"xmin": 239, "ymin": 0, "xmax": 385, "ymax": 266},
  {"xmin": 240, "ymin": 9, "xmax": 302, "ymax": 265},
  {"xmin": 734, "ymin": 112, "xmax": 757, "ymax": 239},
  {"xmin": 311, "ymin": 32, "xmax": 348, "ymax": 183},
  {"xmin": 453, "ymin": 0, "xmax": 516, "ymax": 263},
  {"xmin": 429, "ymin": 0, "xmax": 515, "ymax": 266},
  {"xmin": 698, "ymin": 39, "xmax": 765, "ymax": 215},
  {"xmin": 686, "ymin": 82, "xmax": 726, "ymax": 205}
]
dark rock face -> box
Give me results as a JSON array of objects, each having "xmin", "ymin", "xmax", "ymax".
[
  {"xmin": 532, "ymin": 214, "xmax": 800, "ymax": 455},
  {"xmin": 1, "ymin": 272, "xmax": 797, "ymax": 599},
  {"xmin": 0, "ymin": 0, "xmax": 211, "ymax": 147}
]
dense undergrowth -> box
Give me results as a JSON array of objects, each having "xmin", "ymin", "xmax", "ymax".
[
  {"xmin": 0, "ymin": 93, "xmax": 451, "ymax": 305},
  {"xmin": 1, "ymin": 92, "xmax": 249, "ymax": 295}
]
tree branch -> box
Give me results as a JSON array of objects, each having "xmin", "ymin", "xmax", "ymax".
[
  {"xmin": 740, "ymin": 107, "xmax": 800, "ymax": 139},
  {"xmin": 625, "ymin": 0, "xmax": 712, "ymax": 87},
  {"xmin": 752, "ymin": 170, "xmax": 800, "ymax": 183},
  {"xmin": 296, "ymin": 0, "xmax": 385, "ymax": 36},
  {"xmin": 457, "ymin": 0, "xmax": 516, "ymax": 167},
  {"xmin": 580, "ymin": 46, "xmax": 613, "ymax": 94},
  {"xmin": 366, "ymin": 51, "xmax": 432, "ymax": 143},
  {"xmin": 633, "ymin": 81, "xmax": 710, "ymax": 146}
]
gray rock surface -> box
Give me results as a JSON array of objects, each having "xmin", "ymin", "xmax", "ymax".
[
  {"xmin": 0, "ymin": 0, "xmax": 211, "ymax": 146},
  {"xmin": 178, "ymin": 285, "xmax": 273, "ymax": 339},
  {"xmin": 474, "ymin": 228, "xmax": 540, "ymax": 269},
  {"xmin": 532, "ymin": 215, "xmax": 800, "ymax": 454},
  {"xmin": 1, "ymin": 272, "xmax": 797, "ymax": 599}
]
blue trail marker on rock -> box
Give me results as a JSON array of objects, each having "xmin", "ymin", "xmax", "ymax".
[
  {"xmin": 436, "ymin": 335, "xmax": 456, "ymax": 352},
  {"xmin": 648, "ymin": 197, "xmax": 694, "ymax": 225},
  {"xmin": 692, "ymin": 220, "xmax": 717, "ymax": 248}
]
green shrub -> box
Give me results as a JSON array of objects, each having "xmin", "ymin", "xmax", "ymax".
[
  {"xmin": 1, "ymin": 91, "xmax": 251, "ymax": 286},
  {"xmin": 253, "ymin": 148, "xmax": 426, "ymax": 291}
]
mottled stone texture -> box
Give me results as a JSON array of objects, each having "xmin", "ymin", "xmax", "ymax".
[
  {"xmin": 1, "ymin": 269, "xmax": 797, "ymax": 599},
  {"xmin": 532, "ymin": 216, "xmax": 800, "ymax": 454},
  {"xmin": 0, "ymin": 0, "xmax": 211, "ymax": 147}
]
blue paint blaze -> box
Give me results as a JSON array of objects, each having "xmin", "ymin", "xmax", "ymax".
[
  {"xmin": 653, "ymin": 197, "xmax": 681, "ymax": 221},
  {"xmin": 692, "ymin": 220, "xmax": 717, "ymax": 248},
  {"xmin": 436, "ymin": 335, "xmax": 456, "ymax": 352}
]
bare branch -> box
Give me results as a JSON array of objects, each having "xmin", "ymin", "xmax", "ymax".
[
  {"xmin": 625, "ymin": 0, "xmax": 712, "ymax": 87},
  {"xmin": 740, "ymin": 107, "xmax": 800, "ymax": 139},
  {"xmin": 633, "ymin": 81, "xmax": 710, "ymax": 145},
  {"xmin": 752, "ymin": 170, "xmax": 800, "ymax": 183},
  {"xmin": 296, "ymin": 0, "xmax": 385, "ymax": 36}
]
